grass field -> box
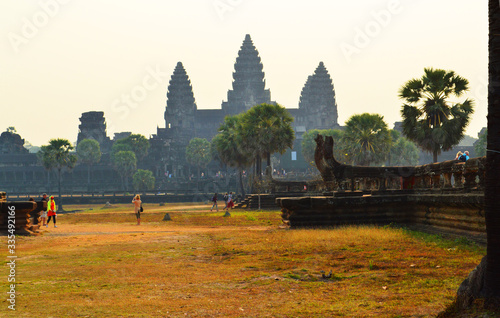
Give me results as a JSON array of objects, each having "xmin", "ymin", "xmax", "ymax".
[{"xmin": 1, "ymin": 203, "xmax": 486, "ymax": 317}]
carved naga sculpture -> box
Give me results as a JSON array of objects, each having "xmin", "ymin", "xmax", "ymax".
[{"xmin": 314, "ymin": 134, "xmax": 415, "ymax": 191}]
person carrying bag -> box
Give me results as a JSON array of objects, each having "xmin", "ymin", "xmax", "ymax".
[{"xmin": 132, "ymin": 195, "xmax": 142, "ymax": 225}]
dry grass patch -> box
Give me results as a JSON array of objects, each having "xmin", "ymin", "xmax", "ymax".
[{"xmin": 0, "ymin": 204, "xmax": 484, "ymax": 317}]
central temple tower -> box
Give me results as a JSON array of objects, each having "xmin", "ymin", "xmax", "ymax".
[{"xmin": 221, "ymin": 34, "xmax": 272, "ymax": 114}]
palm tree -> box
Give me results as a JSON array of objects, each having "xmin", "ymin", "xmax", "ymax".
[
  {"xmin": 213, "ymin": 114, "xmax": 253, "ymax": 196},
  {"xmin": 400, "ymin": 68, "xmax": 474, "ymax": 163},
  {"xmin": 341, "ymin": 113, "xmax": 392, "ymax": 166},
  {"xmin": 241, "ymin": 103, "xmax": 295, "ymax": 176},
  {"xmin": 76, "ymin": 139, "xmax": 101, "ymax": 192},
  {"xmin": 38, "ymin": 139, "xmax": 77, "ymax": 211}
]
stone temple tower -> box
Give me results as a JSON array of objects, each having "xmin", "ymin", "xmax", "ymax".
[
  {"xmin": 164, "ymin": 62, "xmax": 197, "ymax": 144},
  {"xmin": 296, "ymin": 62, "xmax": 339, "ymax": 130},
  {"xmin": 221, "ymin": 34, "xmax": 272, "ymax": 114},
  {"xmin": 76, "ymin": 111, "xmax": 112, "ymax": 152}
]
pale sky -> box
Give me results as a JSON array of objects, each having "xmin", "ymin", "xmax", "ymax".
[{"xmin": 1, "ymin": 0, "xmax": 488, "ymax": 147}]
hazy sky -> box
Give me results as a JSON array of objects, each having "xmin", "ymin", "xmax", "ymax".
[{"xmin": 1, "ymin": 0, "xmax": 488, "ymax": 147}]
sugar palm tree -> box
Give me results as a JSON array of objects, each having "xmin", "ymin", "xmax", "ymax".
[
  {"xmin": 400, "ymin": 68, "xmax": 474, "ymax": 162},
  {"xmin": 38, "ymin": 139, "xmax": 77, "ymax": 211},
  {"xmin": 213, "ymin": 114, "xmax": 253, "ymax": 196},
  {"xmin": 241, "ymin": 103, "xmax": 294, "ymax": 176},
  {"xmin": 341, "ymin": 113, "xmax": 392, "ymax": 166}
]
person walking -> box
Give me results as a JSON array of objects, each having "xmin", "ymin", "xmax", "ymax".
[
  {"xmin": 225, "ymin": 192, "xmax": 234, "ymax": 210},
  {"xmin": 210, "ymin": 193, "xmax": 218, "ymax": 211},
  {"xmin": 46, "ymin": 195, "xmax": 57, "ymax": 228},
  {"xmin": 132, "ymin": 195, "xmax": 142, "ymax": 225},
  {"xmin": 40, "ymin": 193, "xmax": 48, "ymax": 226}
]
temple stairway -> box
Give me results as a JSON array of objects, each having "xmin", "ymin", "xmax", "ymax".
[{"xmin": 234, "ymin": 194, "xmax": 278, "ymax": 210}]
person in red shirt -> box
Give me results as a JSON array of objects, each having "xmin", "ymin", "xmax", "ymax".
[{"xmin": 46, "ymin": 196, "xmax": 57, "ymax": 228}]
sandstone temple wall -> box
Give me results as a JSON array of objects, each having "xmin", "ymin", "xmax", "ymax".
[{"xmin": 277, "ymin": 193, "xmax": 486, "ymax": 244}]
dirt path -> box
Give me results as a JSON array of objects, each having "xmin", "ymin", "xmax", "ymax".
[{"xmin": 38, "ymin": 223, "xmax": 273, "ymax": 236}]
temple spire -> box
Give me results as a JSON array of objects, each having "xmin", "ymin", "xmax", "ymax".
[
  {"xmin": 164, "ymin": 62, "xmax": 197, "ymax": 142},
  {"xmin": 222, "ymin": 34, "xmax": 272, "ymax": 114},
  {"xmin": 298, "ymin": 62, "xmax": 339, "ymax": 129}
]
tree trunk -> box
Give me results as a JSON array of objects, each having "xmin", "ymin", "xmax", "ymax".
[
  {"xmin": 266, "ymin": 152, "xmax": 271, "ymax": 169},
  {"xmin": 87, "ymin": 164, "xmax": 91, "ymax": 192},
  {"xmin": 257, "ymin": 155, "xmax": 262, "ymax": 179},
  {"xmin": 238, "ymin": 169, "xmax": 245, "ymax": 197},
  {"xmin": 453, "ymin": 0, "xmax": 500, "ymax": 311},
  {"xmin": 433, "ymin": 150, "xmax": 438, "ymax": 163},
  {"xmin": 197, "ymin": 166, "xmax": 200, "ymax": 191},
  {"xmin": 57, "ymin": 168, "xmax": 63, "ymax": 212},
  {"xmin": 47, "ymin": 170, "xmax": 51, "ymax": 193},
  {"xmin": 254, "ymin": 156, "xmax": 259, "ymax": 177},
  {"xmin": 485, "ymin": 0, "xmax": 500, "ymax": 301}
]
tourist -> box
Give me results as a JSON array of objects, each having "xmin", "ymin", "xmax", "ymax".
[
  {"xmin": 46, "ymin": 195, "xmax": 57, "ymax": 228},
  {"xmin": 39, "ymin": 193, "xmax": 48, "ymax": 226},
  {"xmin": 132, "ymin": 194, "xmax": 142, "ymax": 225},
  {"xmin": 210, "ymin": 193, "xmax": 218, "ymax": 211},
  {"xmin": 459, "ymin": 151, "xmax": 470, "ymax": 162},
  {"xmin": 454, "ymin": 151, "xmax": 463, "ymax": 160},
  {"xmin": 226, "ymin": 192, "xmax": 234, "ymax": 210}
]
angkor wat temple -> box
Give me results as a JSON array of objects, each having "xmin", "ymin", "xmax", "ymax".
[
  {"xmin": 148, "ymin": 34, "xmax": 340, "ymax": 177},
  {"xmin": 0, "ymin": 34, "xmax": 341, "ymax": 193}
]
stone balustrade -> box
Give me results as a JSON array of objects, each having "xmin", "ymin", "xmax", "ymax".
[{"xmin": 314, "ymin": 134, "xmax": 485, "ymax": 193}]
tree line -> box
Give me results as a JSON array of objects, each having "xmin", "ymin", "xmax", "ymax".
[{"xmin": 38, "ymin": 134, "xmax": 154, "ymax": 211}]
